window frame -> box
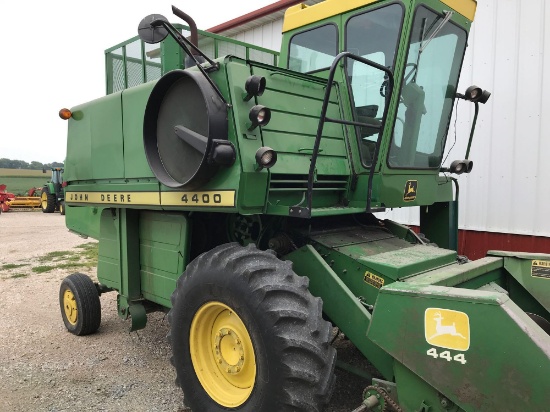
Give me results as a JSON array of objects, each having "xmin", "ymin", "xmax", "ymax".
[
  {"xmin": 386, "ymin": 3, "xmax": 469, "ymax": 171},
  {"xmin": 343, "ymin": 1, "xmax": 406, "ymax": 169},
  {"xmin": 287, "ymin": 23, "xmax": 339, "ymax": 74}
]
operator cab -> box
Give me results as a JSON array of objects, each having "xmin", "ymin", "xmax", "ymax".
[{"xmin": 280, "ymin": 0, "xmax": 486, "ymax": 211}]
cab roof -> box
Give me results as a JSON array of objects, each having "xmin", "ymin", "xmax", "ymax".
[{"xmin": 282, "ymin": 0, "xmax": 477, "ymax": 33}]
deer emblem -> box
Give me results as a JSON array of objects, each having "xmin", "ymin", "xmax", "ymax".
[
  {"xmin": 428, "ymin": 311, "xmax": 466, "ymax": 340},
  {"xmin": 406, "ymin": 183, "xmax": 416, "ymax": 196}
]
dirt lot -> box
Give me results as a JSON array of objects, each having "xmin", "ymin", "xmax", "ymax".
[{"xmin": 0, "ymin": 212, "xmax": 370, "ymax": 412}]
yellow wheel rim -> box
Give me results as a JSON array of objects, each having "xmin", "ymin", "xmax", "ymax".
[
  {"xmin": 63, "ymin": 289, "xmax": 78, "ymax": 325},
  {"xmin": 190, "ymin": 301, "xmax": 256, "ymax": 407},
  {"xmin": 41, "ymin": 192, "xmax": 48, "ymax": 209}
]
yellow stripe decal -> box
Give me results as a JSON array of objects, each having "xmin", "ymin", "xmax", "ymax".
[
  {"xmin": 66, "ymin": 191, "xmax": 236, "ymax": 207},
  {"xmin": 161, "ymin": 191, "xmax": 235, "ymax": 207},
  {"xmin": 66, "ymin": 192, "xmax": 160, "ymax": 205},
  {"xmin": 283, "ymin": 0, "xmax": 377, "ymax": 33},
  {"xmin": 440, "ymin": 0, "xmax": 477, "ymax": 21}
]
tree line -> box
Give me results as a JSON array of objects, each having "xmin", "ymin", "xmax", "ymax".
[{"xmin": 0, "ymin": 158, "xmax": 64, "ymax": 170}]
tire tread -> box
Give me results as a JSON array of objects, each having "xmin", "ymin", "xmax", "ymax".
[{"xmin": 168, "ymin": 242, "xmax": 336, "ymax": 412}]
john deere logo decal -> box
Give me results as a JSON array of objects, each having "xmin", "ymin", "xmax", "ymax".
[
  {"xmin": 403, "ymin": 180, "xmax": 417, "ymax": 201},
  {"xmin": 425, "ymin": 308, "xmax": 470, "ymax": 351}
]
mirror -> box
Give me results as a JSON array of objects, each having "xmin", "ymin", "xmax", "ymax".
[{"xmin": 138, "ymin": 14, "xmax": 169, "ymax": 44}]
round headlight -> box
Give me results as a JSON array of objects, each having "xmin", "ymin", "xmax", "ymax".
[
  {"xmin": 260, "ymin": 150, "xmax": 273, "ymax": 165},
  {"xmin": 245, "ymin": 75, "xmax": 267, "ymax": 98},
  {"xmin": 255, "ymin": 147, "xmax": 277, "ymax": 169},
  {"xmin": 257, "ymin": 109, "xmax": 267, "ymax": 124},
  {"xmin": 464, "ymin": 85, "xmax": 483, "ymax": 102},
  {"xmin": 450, "ymin": 160, "xmax": 466, "ymax": 175},
  {"xmin": 249, "ymin": 105, "xmax": 271, "ymax": 129}
]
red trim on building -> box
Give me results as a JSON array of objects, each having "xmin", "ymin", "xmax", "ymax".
[
  {"xmin": 458, "ymin": 230, "xmax": 550, "ymax": 261},
  {"xmin": 411, "ymin": 226, "xmax": 550, "ymax": 260},
  {"xmin": 207, "ymin": 0, "xmax": 304, "ymax": 33}
]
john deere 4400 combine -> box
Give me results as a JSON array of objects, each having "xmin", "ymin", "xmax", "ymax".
[{"xmin": 59, "ymin": 0, "xmax": 550, "ymax": 410}]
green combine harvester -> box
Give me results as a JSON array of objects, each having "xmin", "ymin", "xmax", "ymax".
[{"xmin": 59, "ymin": 0, "xmax": 550, "ymax": 410}]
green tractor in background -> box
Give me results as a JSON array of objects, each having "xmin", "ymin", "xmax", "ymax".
[
  {"xmin": 41, "ymin": 167, "xmax": 65, "ymax": 214},
  {"xmin": 58, "ymin": 1, "xmax": 550, "ymax": 411}
]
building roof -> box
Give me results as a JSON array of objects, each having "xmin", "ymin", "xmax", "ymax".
[{"xmin": 207, "ymin": 0, "xmax": 323, "ymax": 37}]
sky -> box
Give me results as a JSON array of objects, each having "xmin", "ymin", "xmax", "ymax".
[{"xmin": 0, "ymin": 1, "xmax": 277, "ymax": 163}]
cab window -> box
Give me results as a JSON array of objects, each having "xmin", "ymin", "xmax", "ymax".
[
  {"xmin": 345, "ymin": 4, "xmax": 404, "ymax": 167},
  {"xmin": 289, "ymin": 25, "xmax": 338, "ymax": 73},
  {"xmin": 388, "ymin": 7, "xmax": 467, "ymax": 169}
]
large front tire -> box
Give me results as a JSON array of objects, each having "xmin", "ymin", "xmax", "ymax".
[
  {"xmin": 41, "ymin": 187, "xmax": 56, "ymax": 213},
  {"xmin": 169, "ymin": 243, "xmax": 336, "ymax": 412}
]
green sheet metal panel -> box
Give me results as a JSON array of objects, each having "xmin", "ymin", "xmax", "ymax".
[
  {"xmin": 97, "ymin": 209, "xmax": 121, "ymax": 289},
  {"xmin": 251, "ymin": 64, "xmax": 349, "ymax": 177},
  {"xmin": 489, "ymin": 251, "xmax": 550, "ymax": 312},
  {"xmin": 405, "ymin": 256, "xmax": 504, "ymax": 287},
  {"xmin": 359, "ymin": 245, "xmax": 457, "ymax": 280},
  {"xmin": 223, "ymin": 58, "xmax": 269, "ymax": 212},
  {"xmin": 122, "ymin": 81, "xmax": 156, "ymax": 179},
  {"xmin": 90, "ymin": 94, "xmax": 125, "ymax": 179},
  {"xmin": 64, "ymin": 205, "xmax": 102, "ymax": 240},
  {"xmin": 261, "ymin": 131, "xmax": 348, "ymax": 158},
  {"xmin": 66, "ymin": 92, "xmax": 125, "ymax": 181},
  {"xmin": 139, "ymin": 211, "xmax": 189, "ymax": 307},
  {"xmin": 368, "ymin": 282, "xmax": 550, "ymax": 412},
  {"xmin": 65, "ymin": 104, "xmax": 93, "ymax": 182}
]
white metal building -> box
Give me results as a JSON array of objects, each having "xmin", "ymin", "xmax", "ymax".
[{"xmin": 207, "ymin": 0, "xmax": 550, "ymax": 258}]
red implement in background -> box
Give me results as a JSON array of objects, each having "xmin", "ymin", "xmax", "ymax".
[
  {"xmin": 0, "ymin": 185, "xmax": 41, "ymax": 211},
  {"xmin": 0, "ymin": 184, "xmax": 15, "ymax": 212}
]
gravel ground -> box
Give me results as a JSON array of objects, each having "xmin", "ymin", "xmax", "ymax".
[{"xmin": 0, "ymin": 211, "xmax": 372, "ymax": 412}]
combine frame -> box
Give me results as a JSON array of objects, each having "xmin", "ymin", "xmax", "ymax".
[{"xmin": 57, "ymin": 1, "xmax": 550, "ymax": 411}]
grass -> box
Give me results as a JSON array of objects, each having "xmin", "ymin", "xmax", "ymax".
[
  {"xmin": 0, "ymin": 176, "xmax": 48, "ymax": 196},
  {"xmin": 32, "ymin": 265, "xmax": 56, "ymax": 273},
  {"xmin": 76, "ymin": 243, "xmax": 99, "ymax": 261},
  {"xmin": 0, "ymin": 168, "xmax": 49, "ymax": 195},
  {"xmin": 1, "ymin": 263, "xmax": 27, "ymax": 270},
  {"xmin": 2, "ymin": 243, "xmax": 99, "ymax": 280},
  {"xmin": 0, "ymin": 168, "xmax": 46, "ymax": 177},
  {"xmin": 47, "ymin": 243, "xmax": 98, "ymax": 272},
  {"xmin": 38, "ymin": 250, "xmax": 73, "ymax": 262}
]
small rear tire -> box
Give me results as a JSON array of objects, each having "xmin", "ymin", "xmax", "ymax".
[
  {"xmin": 59, "ymin": 273, "xmax": 101, "ymax": 336},
  {"xmin": 59, "ymin": 201, "xmax": 65, "ymax": 215}
]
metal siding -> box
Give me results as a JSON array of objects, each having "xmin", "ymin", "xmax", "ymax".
[
  {"xmin": 225, "ymin": 1, "xmax": 550, "ymax": 238},
  {"xmin": 455, "ymin": 0, "xmax": 550, "ymax": 237},
  {"xmin": 378, "ymin": 0, "xmax": 550, "ymax": 238},
  {"xmin": 228, "ymin": 21, "xmax": 283, "ymax": 54}
]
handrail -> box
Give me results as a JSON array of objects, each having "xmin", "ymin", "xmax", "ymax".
[{"xmin": 289, "ymin": 51, "xmax": 394, "ymax": 218}]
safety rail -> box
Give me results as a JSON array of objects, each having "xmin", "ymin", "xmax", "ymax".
[
  {"xmin": 105, "ymin": 24, "xmax": 279, "ymax": 95},
  {"xmin": 289, "ymin": 52, "xmax": 395, "ymax": 218}
]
